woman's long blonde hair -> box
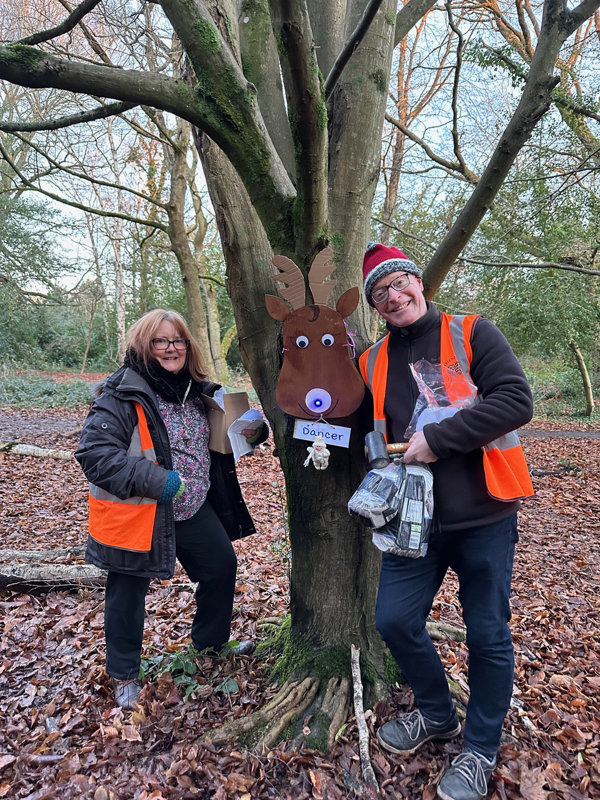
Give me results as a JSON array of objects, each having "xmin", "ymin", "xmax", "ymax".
[{"xmin": 126, "ymin": 309, "xmax": 207, "ymax": 381}]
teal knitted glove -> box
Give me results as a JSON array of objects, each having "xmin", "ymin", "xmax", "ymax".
[{"xmin": 158, "ymin": 470, "xmax": 184, "ymax": 503}]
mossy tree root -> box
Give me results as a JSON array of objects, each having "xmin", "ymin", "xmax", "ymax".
[
  {"xmin": 203, "ymin": 672, "xmax": 353, "ymax": 752},
  {"xmin": 204, "ymin": 674, "xmax": 319, "ymax": 748}
]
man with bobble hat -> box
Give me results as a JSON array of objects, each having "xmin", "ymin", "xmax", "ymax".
[{"xmin": 358, "ymin": 242, "xmax": 534, "ymax": 800}]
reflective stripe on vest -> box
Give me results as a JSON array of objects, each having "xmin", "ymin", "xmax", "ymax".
[
  {"xmin": 360, "ymin": 314, "xmax": 533, "ymax": 501},
  {"xmin": 88, "ymin": 402, "xmax": 158, "ymax": 552},
  {"xmin": 359, "ymin": 334, "xmax": 390, "ymax": 440}
]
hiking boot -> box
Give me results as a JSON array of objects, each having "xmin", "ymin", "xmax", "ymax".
[
  {"xmin": 229, "ymin": 640, "xmax": 256, "ymax": 656},
  {"xmin": 437, "ymin": 750, "xmax": 496, "ymax": 800},
  {"xmin": 113, "ymin": 678, "xmax": 142, "ymax": 710},
  {"xmin": 377, "ymin": 709, "xmax": 461, "ymax": 756}
]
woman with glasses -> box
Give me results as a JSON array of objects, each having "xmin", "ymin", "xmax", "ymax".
[{"xmin": 75, "ymin": 309, "xmax": 266, "ymax": 709}]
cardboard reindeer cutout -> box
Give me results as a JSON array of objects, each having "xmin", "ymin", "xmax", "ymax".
[{"xmin": 265, "ymin": 247, "xmax": 365, "ymax": 421}]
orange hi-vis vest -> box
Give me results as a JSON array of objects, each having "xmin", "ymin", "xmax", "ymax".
[
  {"xmin": 88, "ymin": 402, "xmax": 158, "ymax": 552},
  {"xmin": 359, "ymin": 313, "xmax": 534, "ymax": 502}
]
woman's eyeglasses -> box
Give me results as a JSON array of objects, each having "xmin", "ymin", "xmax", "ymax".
[
  {"xmin": 371, "ymin": 273, "xmax": 411, "ymax": 305},
  {"xmin": 151, "ymin": 338, "xmax": 189, "ymax": 350}
]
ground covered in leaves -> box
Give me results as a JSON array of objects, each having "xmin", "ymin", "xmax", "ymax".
[{"xmin": 0, "ymin": 382, "xmax": 599, "ymax": 799}]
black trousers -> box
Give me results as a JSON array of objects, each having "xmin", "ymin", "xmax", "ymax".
[{"xmin": 104, "ymin": 502, "xmax": 238, "ymax": 680}]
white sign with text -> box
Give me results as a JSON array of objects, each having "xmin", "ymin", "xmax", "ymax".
[{"xmin": 293, "ymin": 419, "xmax": 351, "ymax": 448}]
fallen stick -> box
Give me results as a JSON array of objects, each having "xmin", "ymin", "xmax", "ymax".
[
  {"xmin": 350, "ymin": 644, "xmax": 379, "ymax": 794},
  {"xmin": 0, "ymin": 440, "xmax": 73, "ymax": 460}
]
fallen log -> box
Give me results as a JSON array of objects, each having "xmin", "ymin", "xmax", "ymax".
[
  {"xmin": 0, "ymin": 547, "xmax": 85, "ymax": 563},
  {"xmin": 0, "ymin": 440, "xmax": 74, "ymax": 460},
  {"xmin": 0, "ymin": 562, "xmax": 105, "ymax": 591}
]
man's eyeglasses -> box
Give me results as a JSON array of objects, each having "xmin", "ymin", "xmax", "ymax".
[
  {"xmin": 371, "ymin": 273, "xmax": 411, "ymax": 305},
  {"xmin": 151, "ymin": 337, "xmax": 189, "ymax": 350}
]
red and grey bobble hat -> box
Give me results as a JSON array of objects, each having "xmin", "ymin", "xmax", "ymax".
[{"xmin": 363, "ymin": 242, "xmax": 422, "ymax": 306}]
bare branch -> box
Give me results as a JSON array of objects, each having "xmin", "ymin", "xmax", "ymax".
[
  {"xmin": 0, "ymin": 140, "xmax": 168, "ymax": 232},
  {"xmin": 463, "ymin": 260, "xmax": 600, "ymax": 276},
  {"xmin": 515, "ymin": 0, "xmax": 535, "ymax": 57},
  {"xmin": 0, "ymin": 102, "xmax": 137, "ymax": 132},
  {"xmin": 8, "ymin": 131, "xmax": 169, "ymax": 211},
  {"xmin": 444, "ymin": 1, "xmax": 471, "ymax": 178},
  {"xmin": 482, "ymin": 42, "xmax": 600, "ymax": 123},
  {"xmin": 385, "ymin": 113, "xmax": 478, "ymax": 183},
  {"xmin": 0, "ymin": 43, "xmax": 295, "ymax": 245},
  {"xmin": 372, "ymin": 218, "xmax": 600, "ymax": 276},
  {"xmin": 17, "ymin": 0, "xmax": 102, "ymax": 46}
]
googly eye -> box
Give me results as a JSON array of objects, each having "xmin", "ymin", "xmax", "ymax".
[
  {"xmin": 296, "ymin": 335, "xmax": 309, "ymax": 348},
  {"xmin": 321, "ymin": 333, "xmax": 335, "ymax": 347}
]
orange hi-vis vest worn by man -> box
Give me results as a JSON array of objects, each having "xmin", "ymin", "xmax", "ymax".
[{"xmin": 359, "ymin": 313, "xmax": 533, "ymax": 502}]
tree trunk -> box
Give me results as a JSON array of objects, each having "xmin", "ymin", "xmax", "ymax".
[
  {"xmin": 199, "ymin": 137, "xmax": 392, "ymax": 732},
  {"xmin": 166, "ymin": 125, "xmax": 217, "ymax": 379},
  {"xmin": 193, "ymin": 5, "xmax": 399, "ymax": 749},
  {"xmin": 569, "ymin": 340, "xmax": 595, "ymax": 416}
]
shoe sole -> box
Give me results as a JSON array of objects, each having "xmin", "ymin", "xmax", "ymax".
[
  {"xmin": 377, "ymin": 722, "xmax": 461, "ymax": 756},
  {"xmin": 437, "ymin": 787, "xmax": 460, "ymax": 800}
]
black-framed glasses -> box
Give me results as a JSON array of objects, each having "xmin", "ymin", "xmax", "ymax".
[
  {"xmin": 151, "ymin": 337, "xmax": 189, "ymax": 350},
  {"xmin": 371, "ymin": 273, "xmax": 411, "ymax": 305}
]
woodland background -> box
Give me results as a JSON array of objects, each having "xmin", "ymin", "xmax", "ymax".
[
  {"xmin": 1, "ymin": 0, "xmax": 600, "ymax": 796},
  {"xmin": 0, "ymin": 377, "xmax": 599, "ymax": 799}
]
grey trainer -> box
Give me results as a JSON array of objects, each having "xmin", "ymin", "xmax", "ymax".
[
  {"xmin": 377, "ymin": 709, "xmax": 461, "ymax": 756},
  {"xmin": 437, "ymin": 751, "xmax": 496, "ymax": 800},
  {"xmin": 113, "ymin": 678, "xmax": 142, "ymax": 710}
]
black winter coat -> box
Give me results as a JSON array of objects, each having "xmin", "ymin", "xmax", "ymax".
[
  {"xmin": 75, "ymin": 367, "xmax": 256, "ymax": 578},
  {"xmin": 382, "ymin": 303, "xmax": 534, "ymax": 531}
]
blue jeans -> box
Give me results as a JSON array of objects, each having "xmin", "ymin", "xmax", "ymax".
[{"xmin": 376, "ymin": 514, "xmax": 518, "ymax": 759}]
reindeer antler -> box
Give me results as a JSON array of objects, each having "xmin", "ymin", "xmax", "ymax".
[
  {"xmin": 272, "ymin": 255, "xmax": 306, "ymax": 311},
  {"xmin": 308, "ymin": 247, "xmax": 337, "ymax": 305}
]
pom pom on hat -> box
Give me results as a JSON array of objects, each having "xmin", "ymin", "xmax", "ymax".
[{"xmin": 363, "ymin": 242, "xmax": 422, "ymax": 305}]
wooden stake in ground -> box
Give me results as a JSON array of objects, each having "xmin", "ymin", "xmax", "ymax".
[{"xmin": 350, "ymin": 644, "xmax": 379, "ymax": 794}]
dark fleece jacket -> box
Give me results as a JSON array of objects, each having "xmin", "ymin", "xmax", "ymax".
[{"xmin": 383, "ymin": 302, "xmax": 533, "ymax": 531}]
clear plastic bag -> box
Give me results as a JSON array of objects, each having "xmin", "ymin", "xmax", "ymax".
[
  {"xmin": 404, "ymin": 359, "xmax": 477, "ymax": 439},
  {"xmin": 348, "ymin": 461, "xmax": 434, "ymax": 558}
]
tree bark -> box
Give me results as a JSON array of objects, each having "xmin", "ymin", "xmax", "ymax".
[{"xmin": 569, "ymin": 340, "xmax": 595, "ymax": 416}]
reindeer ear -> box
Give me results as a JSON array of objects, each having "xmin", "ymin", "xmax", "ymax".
[
  {"xmin": 265, "ymin": 294, "xmax": 292, "ymax": 321},
  {"xmin": 336, "ymin": 287, "xmax": 360, "ymax": 318}
]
